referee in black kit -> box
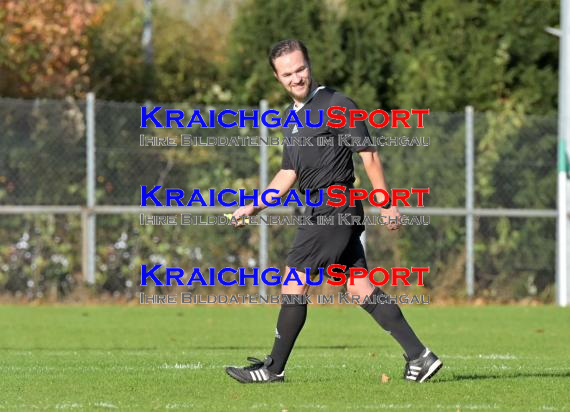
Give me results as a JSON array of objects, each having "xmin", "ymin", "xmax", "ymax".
[{"xmin": 225, "ymin": 39, "xmax": 442, "ymax": 384}]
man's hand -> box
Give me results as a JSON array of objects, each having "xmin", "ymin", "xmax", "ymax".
[
  {"xmin": 228, "ymin": 169, "xmax": 297, "ymax": 228},
  {"xmin": 381, "ymin": 205, "xmax": 401, "ymax": 231},
  {"xmin": 230, "ymin": 203, "xmax": 258, "ymax": 228}
]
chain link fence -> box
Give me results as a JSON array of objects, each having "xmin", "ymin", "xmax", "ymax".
[{"xmin": 0, "ymin": 96, "xmax": 558, "ymax": 302}]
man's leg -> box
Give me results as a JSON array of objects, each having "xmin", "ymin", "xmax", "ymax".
[
  {"xmin": 266, "ymin": 266, "xmax": 309, "ymax": 374},
  {"xmin": 347, "ymin": 276, "xmax": 443, "ymax": 382},
  {"xmin": 340, "ymin": 230, "xmax": 425, "ymax": 359},
  {"xmin": 347, "ymin": 277, "xmax": 425, "ymax": 359},
  {"xmin": 225, "ymin": 266, "xmax": 309, "ymax": 383}
]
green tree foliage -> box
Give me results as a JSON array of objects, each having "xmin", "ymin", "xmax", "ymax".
[
  {"xmin": 87, "ymin": 1, "xmax": 224, "ymax": 102},
  {"xmin": 225, "ymin": 0, "xmax": 345, "ymax": 105},
  {"xmin": 320, "ymin": 0, "xmax": 559, "ymax": 112}
]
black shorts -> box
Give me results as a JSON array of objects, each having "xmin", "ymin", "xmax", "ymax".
[{"xmin": 286, "ymin": 187, "xmax": 368, "ymax": 278}]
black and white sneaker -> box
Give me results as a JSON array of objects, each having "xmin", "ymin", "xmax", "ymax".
[
  {"xmin": 403, "ymin": 348, "xmax": 443, "ymax": 382},
  {"xmin": 225, "ymin": 356, "xmax": 285, "ymax": 384}
]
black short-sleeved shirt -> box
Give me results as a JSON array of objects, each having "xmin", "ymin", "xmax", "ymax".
[{"xmin": 281, "ymin": 86, "xmax": 373, "ymax": 195}]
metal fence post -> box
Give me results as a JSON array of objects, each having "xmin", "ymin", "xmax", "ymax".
[
  {"xmin": 83, "ymin": 92, "xmax": 96, "ymax": 284},
  {"xmin": 259, "ymin": 100, "xmax": 269, "ymax": 298},
  {"xmin": 465, "ymin": 106, "xmax": 475, "ymax": 298},
  {"xmin": 557, "ymin": 0, "xmax": 570, "ymax": 307},
  {"xmin": 557, "ymin": 136, "xmax": 567, "ymax": 306}
]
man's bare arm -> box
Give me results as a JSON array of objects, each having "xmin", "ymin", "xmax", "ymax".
[
  {"xmin": 358, "ymin": 147, "xmax": 400, "ymax": 231},
  {"xmin": 359, "ymin": 148, "xmax": 390, "ymax": 193},
  {"xmin": 233, "ymin": 169, "xmax": 297, "ymax": 218}
]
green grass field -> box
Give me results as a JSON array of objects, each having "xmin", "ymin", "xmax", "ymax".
[{"xmin": 0, "ymin": 305, "xmax": 569, "ymax": 411}]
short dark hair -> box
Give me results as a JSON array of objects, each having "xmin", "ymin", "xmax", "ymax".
[{"xmin": 268, "ymin": 39, "xmax": 311, "ymax": 73}]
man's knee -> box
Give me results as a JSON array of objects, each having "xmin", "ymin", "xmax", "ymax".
[
  {"xmin": 281, "ymin": 266, "xmax": 310, "ymax": 295},
  {"xmin": 282, "ymin": 283, "xmax": 309, "ymax": 294},
  {"xmin": 346, "ymin": 277, "xmax": 374, "ymax": 301}
]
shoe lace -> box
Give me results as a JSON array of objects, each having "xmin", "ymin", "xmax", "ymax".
[{"xmin": 244, "ymin": 357, "xmax": 265, "ymax": 371}]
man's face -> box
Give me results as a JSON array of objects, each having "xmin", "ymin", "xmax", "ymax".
[{"xmin": 272, "ymin": 50, "xmax": 312, "ymax": 103}]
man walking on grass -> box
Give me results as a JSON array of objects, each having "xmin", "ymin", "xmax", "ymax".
[{"xmin": 225, "ymin": 39, "xmax": 442, "ymax": 384}]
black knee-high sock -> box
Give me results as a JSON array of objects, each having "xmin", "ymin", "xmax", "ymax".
[
  {"xmin": 267, "ymin": 295, "xmax": 307, "ymax": 374},
  {"xmin": 360, "ymin": 287, "xmax": 425, "ymax": 359}
]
